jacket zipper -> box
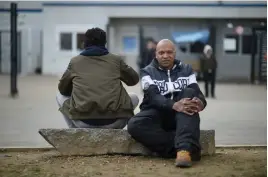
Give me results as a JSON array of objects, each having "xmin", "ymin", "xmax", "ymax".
[{"xmin": 167, "ymin": 70, "xmax": 174, "ymax": 99}]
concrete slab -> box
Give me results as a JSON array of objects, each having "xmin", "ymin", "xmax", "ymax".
[
  {"xmin": 0, "ymin": 75, "xmax": 266, "ymax": 148},
  {"xmin": 38, "ymin": 128, "xmax": 215, "ymax": 156}
]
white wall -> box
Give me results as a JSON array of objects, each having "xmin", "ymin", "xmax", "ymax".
[
  {"xmin": 0, "ymin": 1, "xmax": 266, "ymax": 75},
  {"xmin": 41, "ymin": 2, "xmax": 266, "ymax": 75},
  {"xmin": 42, "ymin": 7, "xmax": 109, "ymax": 75}
]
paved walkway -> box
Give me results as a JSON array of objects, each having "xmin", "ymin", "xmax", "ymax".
[{"xmin": 0, "ymin": 75, "xmax": 266, "ymax": 148}]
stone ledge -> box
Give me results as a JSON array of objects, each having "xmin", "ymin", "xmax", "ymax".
[{"xmin": 38, "ymin": 128, "xmax": 215, "ymax": 156}]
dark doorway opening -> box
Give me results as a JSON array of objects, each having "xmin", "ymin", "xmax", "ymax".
[{"xmin": 251, "ymin": 26, "xmax": 267, "ymax": 84}]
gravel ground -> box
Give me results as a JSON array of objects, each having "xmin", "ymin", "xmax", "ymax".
[{"xmin": 0, "ymin": 148, "xmax": 266, "ymax": 177}]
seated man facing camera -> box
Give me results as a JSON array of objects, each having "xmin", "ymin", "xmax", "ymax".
[
  {"xmin": 56, "ymin": 27, "xmax": 139, "ymax": 129},
  {"xmin": 127, "ymin": 39, "xmax": 207, "ymax": 168}
]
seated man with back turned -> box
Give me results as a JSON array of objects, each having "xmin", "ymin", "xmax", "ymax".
[
  {"xmin": 56, "ymin": 27, "xmax": 139, "ymax": 129},
  {"xmin": 127, "ymin": 39, "xmax": 207, "ymax": 168}
]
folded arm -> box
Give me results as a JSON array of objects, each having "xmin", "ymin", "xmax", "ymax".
[{"xmin": 141, "ymin": 69, "xmax": 175, "ymax": 110}]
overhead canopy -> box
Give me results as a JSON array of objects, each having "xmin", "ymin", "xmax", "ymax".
[{"xmin": 172, "ymin": 30, "xmax": 210, "ymax": 44}]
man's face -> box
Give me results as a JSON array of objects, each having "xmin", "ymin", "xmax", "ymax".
[
  {"xmin": 206, "ymin": 49, "xmax": 212, "ymax": 57},
  {"xmin": 147, "ymin": 41, "xmax": 154, "ymax": 50},
  {"xmin": 156, "ymin": 42, "xmax": 176, "ymax": 69}
]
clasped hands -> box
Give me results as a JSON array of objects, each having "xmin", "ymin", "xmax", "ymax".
[{"xmin": 172, "ymin": 97, "xmax": 204, "ymax": 115}]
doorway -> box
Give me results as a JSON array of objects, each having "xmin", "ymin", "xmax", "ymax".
[
  {"xmin": 0, "ymin": 31, "xmax": 21, "ymax": 74},
  {"xmin": 251, "ymin": 26, "xmax": 267, "ymax": 84}
]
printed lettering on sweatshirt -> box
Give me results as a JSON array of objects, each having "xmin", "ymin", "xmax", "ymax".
[{"xmin": 141, "ymin": 74, "xmax": 197, "ymax": 95}]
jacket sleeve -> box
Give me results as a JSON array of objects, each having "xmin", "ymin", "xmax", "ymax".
[
  {"xmin": 186, "ymin": 65, "xmax": 207, "ymax": 109},
  {"xmin": 58, "ymin": 62, "xmax": 75, "ymax": 96},
  {"xmin": 141, "ymin": 69, "xmax": 175, "ymax": 110},
  {"xmin": 120, "ymin": 59, "xmax": 139, "ymax": 86}
]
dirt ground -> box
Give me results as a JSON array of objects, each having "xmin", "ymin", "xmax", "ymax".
[{"xmin": 0, "ymin": 148, "xmax": 266, "ymax": 177}]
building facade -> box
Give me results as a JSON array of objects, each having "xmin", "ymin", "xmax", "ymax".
[{"xmin": 0, "ymin": 1, "xmax": 266, "ymax": 82}]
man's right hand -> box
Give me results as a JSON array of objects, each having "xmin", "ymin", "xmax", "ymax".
[{"xmin": 172, "ymin": 98, "xmax": 198, "ymax": 115}]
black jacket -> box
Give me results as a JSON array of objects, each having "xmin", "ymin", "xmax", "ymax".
[
  {"xmin": 200, "ymin": 54, "xmax": 217, "ymax": 72},
  {"xmin": 140, "ymin": 59, "xmax": 207, "ymax": 111},
  {"xmin": 138, "ymin": 48, "xmax": 156, "ymax": 69}
]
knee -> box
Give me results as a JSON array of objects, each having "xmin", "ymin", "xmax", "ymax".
[
  {"xmin": 56, "ymin": 92, "xmax": 69, "ymax": 107},
  {"xmin": 128, "ymin": 92, "xmax": 140, "ymax": 109},
  {"xmin": 127, "ymin": 117, "xmax": 141, "ymax": 137},
  {"xmin": 176, "ymin": 112, "xmax": 200, "ymax": 129},
  {"xmin": 56, "ymin": 92, "xmax": 62, "ymax": 106},
  {"xmin": 181, "ymin": 88, "xmax": 196, "ymax": 99}
]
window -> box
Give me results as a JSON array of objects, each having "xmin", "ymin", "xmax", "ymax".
[
  {"xmin": 123, "ymin": 36, "xmax": 137, "ymax": 53},
  {"xmin": 76, "ymin": 33, "xmax": 84, "ymax": 50},
  {"xmin": 223, "ymin": 35, "xmax": 239, "ymax": 54},
  {"xmin": 190, "ymin": 41, "xmax": 205, "ymax": 53},
  {"xmin": 176, "ymin": 43, "xmax": 188, "ymax": 53},
  {"xmin": 242, "ymin": 35, "xmax": 256, "ymax": 55},
  {"xmin": 60, "ymin": 33, "xmax": 72, "ymax": 50}
]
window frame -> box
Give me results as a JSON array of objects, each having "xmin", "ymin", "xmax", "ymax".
[
  {"xmin": 76, "ymin": 33, "xmax": 85, "ymax": 51},
  {"xmin": 223, "ymin": 34, "xmax": 239, "ymax": 54},
  {"xmin": 59, "ymin": 32, "xmax": 73, "ymax": 51},
  {"xmin": 55, "ymin": 25, "xmax": 95, "ymax": 53}
]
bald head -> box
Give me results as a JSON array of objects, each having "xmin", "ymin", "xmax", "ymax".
[
  {"xmin": 156, "ymin": 39, "xmax": 175, "ymax": 51},
  {"xmin": 155, "ymin": 39, "xmax": 176, "ymax": 69}
]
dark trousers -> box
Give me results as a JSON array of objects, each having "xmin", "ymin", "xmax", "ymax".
[
  {"xmin": 127, "ymin": 88, "xmax": 201, "ymax": 158},
  {"xmin": 203, "ymin": 71, "xmax": 216, "ymax": 97}
]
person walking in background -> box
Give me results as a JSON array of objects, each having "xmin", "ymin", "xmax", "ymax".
[
  {"xmin": 56, "ymin": 27, "xmax": 139, "ymax": 129},
  {"xmin": 138, "ymin": 39, "xmax": 157, "ymax": 70},
  {"xmin": 200, "ymin": 45, "xmax": 217, "ymax": 98}
]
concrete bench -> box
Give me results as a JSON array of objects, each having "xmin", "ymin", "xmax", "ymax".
[{"xmin": 39, "ymin": 129, "xmax": 215, "ymax": 156}]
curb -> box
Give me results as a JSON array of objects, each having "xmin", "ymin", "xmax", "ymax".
[
  {"xmin": 216, "ymin": 145, "xmax": 267, "ymax": 149},
  {"xmin": 0, "ymin": 145, "xmax": 266, "ymax": 153},
  {"xmin": 0, "ymin": 147, "xmax": 54, "ymax": 152}
]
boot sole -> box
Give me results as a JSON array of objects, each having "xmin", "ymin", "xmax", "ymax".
[{"xmin": 175, "ymin": 161, "xmax": 192, "ymax": 168}]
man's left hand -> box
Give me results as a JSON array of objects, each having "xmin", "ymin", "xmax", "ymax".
[{"xmin": 192, "ymin": 97, "xmax": 204, "ymax": 112}]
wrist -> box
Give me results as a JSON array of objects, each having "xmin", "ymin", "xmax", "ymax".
[
  {"xmin": 169, "ymin": 100, "xmax": 176, "ymax": 110},
  {"xmin": 172, "ymin": 101, "xmax": 183, "ymax": 112},
  {"xmin": 172, "ymin": 103, "xmax": 177, "ymax": 110}
]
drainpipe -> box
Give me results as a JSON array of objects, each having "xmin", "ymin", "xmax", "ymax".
[{"xmin": 10, "ymin": 2, "xmax": 18, "ymax": 98}]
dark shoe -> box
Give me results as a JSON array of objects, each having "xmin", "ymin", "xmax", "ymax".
[{"xmin": 175, "ymin": 150, "xmax": 192, "ymax": 168}]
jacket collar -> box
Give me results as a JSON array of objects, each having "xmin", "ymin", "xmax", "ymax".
[{"xmin": 80, "ymin": 45, "xmax": 109, "ymax": 56}]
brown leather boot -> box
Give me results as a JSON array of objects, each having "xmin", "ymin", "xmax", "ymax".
[{"xmin": 175, "ymin": 150, "xmax": 192, "ymax": 168}]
